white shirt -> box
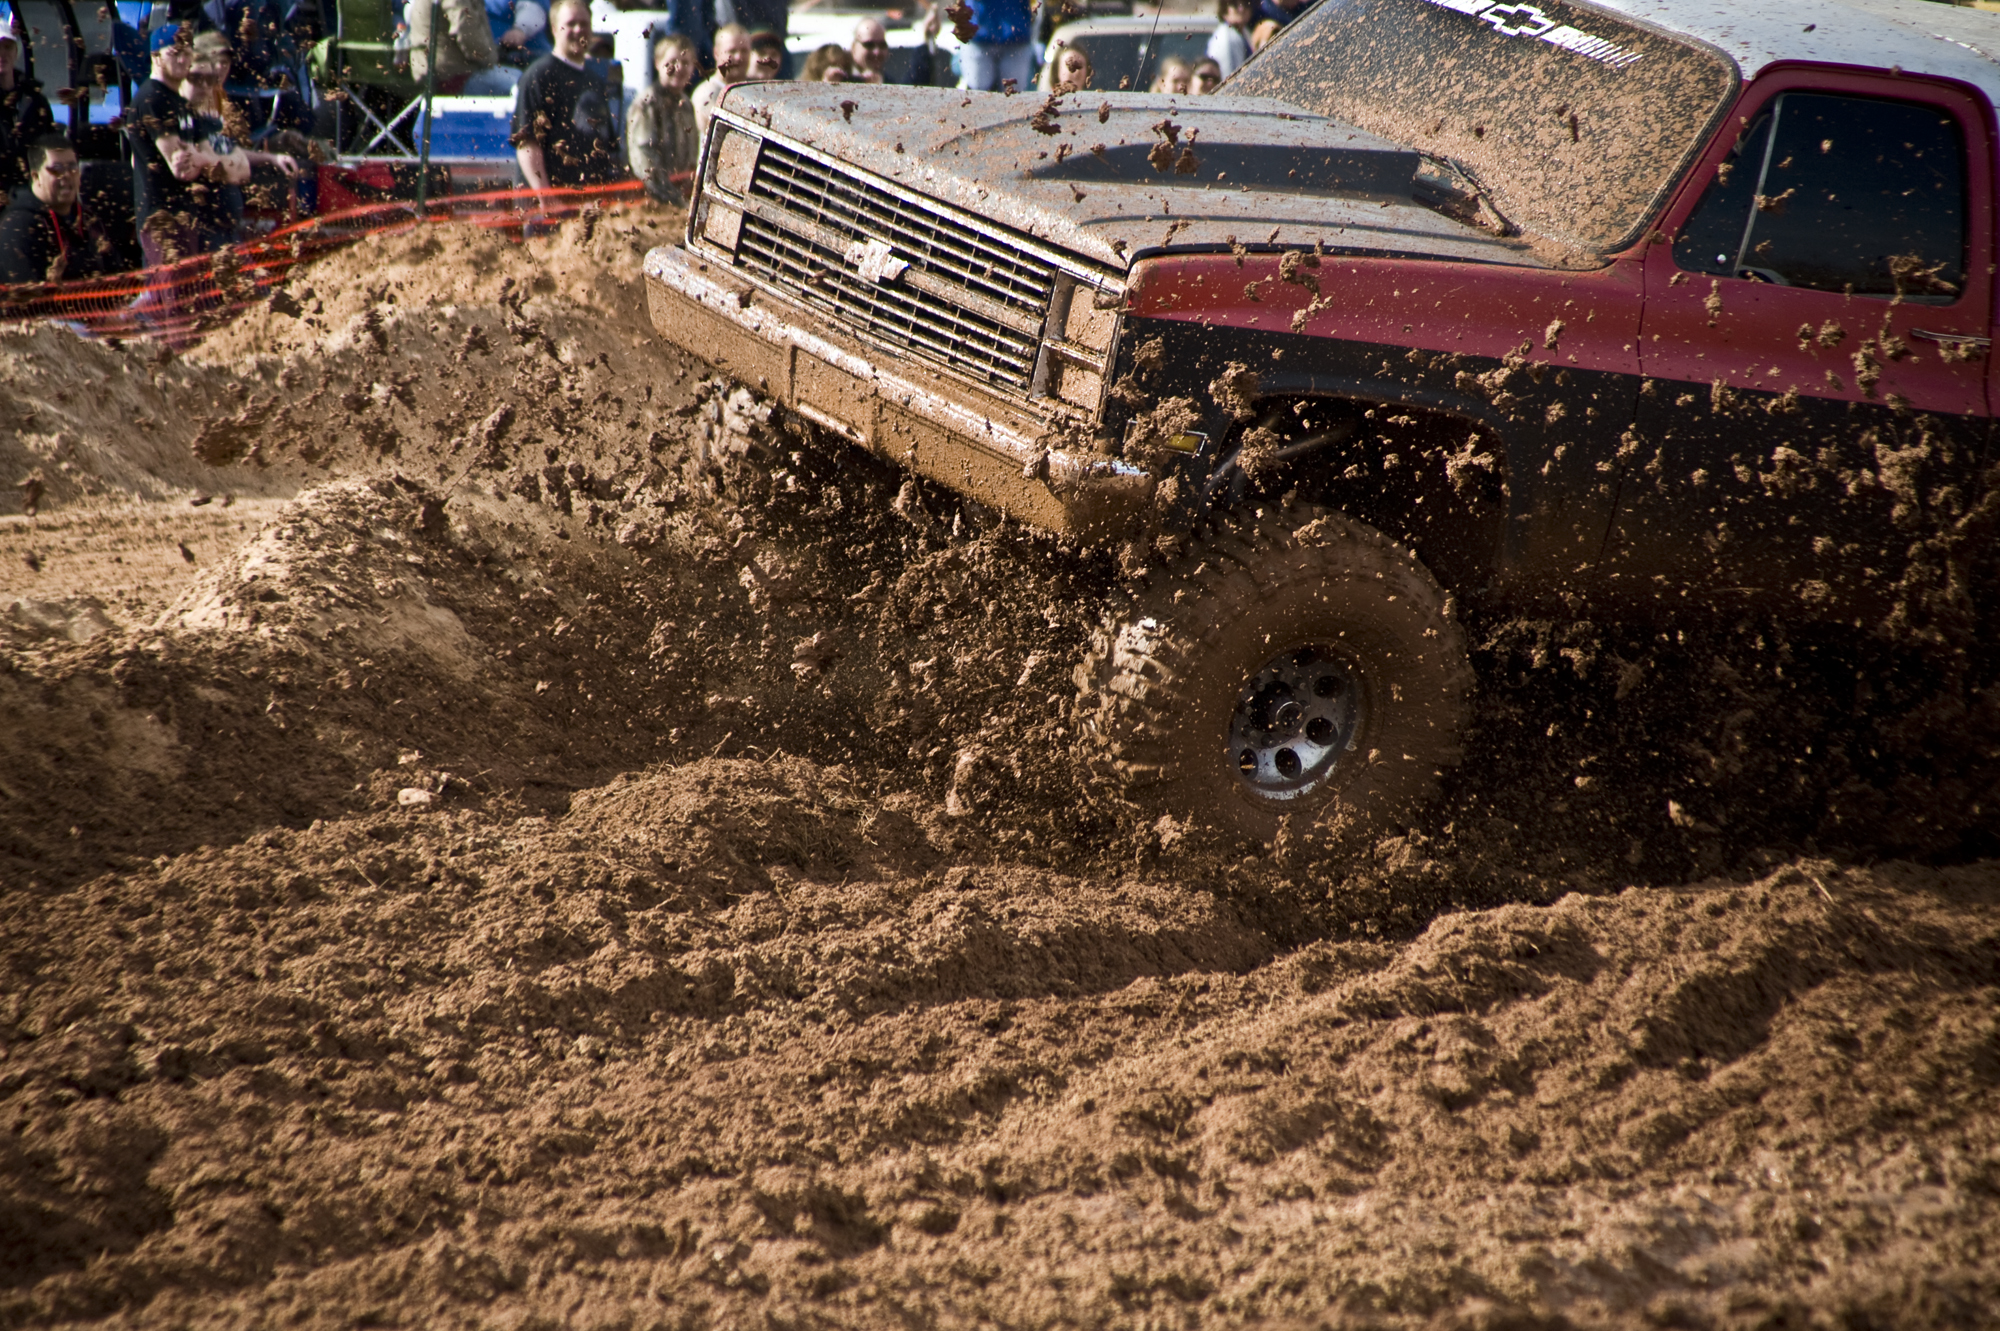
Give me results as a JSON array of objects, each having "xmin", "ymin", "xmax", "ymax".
[
  {"xmin": 1207, "ymin": 22, "xmax": 1250, "ymax": 76},
  {"xmin": 691, "ymin": 73, "xmax": 726, "ymax": 139}
]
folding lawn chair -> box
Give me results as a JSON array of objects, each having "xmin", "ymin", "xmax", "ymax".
[{"xmin": 308, "ymin": 0, "xmax": 423, "ymax": 155}]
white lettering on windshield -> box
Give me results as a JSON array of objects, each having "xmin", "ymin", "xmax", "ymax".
[
  {"xmin": 1478, "ymin": 3, "xmax": 1557, "ymax": 36},
  {"xmin": 1418, "ymin": 0, "xmax": 1643, "ymax": 69},
  {"xmin": 1540, "ymin": 22, "xmax": 1642, "ymax": 67}
]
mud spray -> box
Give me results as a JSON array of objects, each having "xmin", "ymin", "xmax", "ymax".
[{"xmin": 1, "ymin": 214, "xmax": 1995, "ymax": 1328}]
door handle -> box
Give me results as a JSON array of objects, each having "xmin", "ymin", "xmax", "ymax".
[{"xmin": 1911, "ymin": 328, "xmax": 1992, "ymax": 349}]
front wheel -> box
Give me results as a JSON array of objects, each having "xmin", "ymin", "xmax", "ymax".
[{"xmin": 1075, "ymin": 507, "xmax": 1473, "ymax": 843}]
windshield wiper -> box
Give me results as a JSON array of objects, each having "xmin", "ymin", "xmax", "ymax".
[{"xmin": 1414, "ymin": 154, "xmax": 1518, "ymax": 238}]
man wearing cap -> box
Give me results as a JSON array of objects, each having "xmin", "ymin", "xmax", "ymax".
[
  {"xmin": 127, "ymin": 23, "xmax": 250, "ymax": 265},
  {"xmin": 745, "ymin": 27, "xmax": 783, "ymax": 80},
  {"xmin": 197, "ymin": 0, "xmax": 291, "ymax": 89},
  {"xmin": 0, "ymin": 17, "xmax": 58, "ymax": 196},
  {"xmin": 0, "ymin": 133, "xmax": 113, "ymax": 285},
  {"xmin": 713, "ymin": 0, "xmax": 786, "ymax": 57}
]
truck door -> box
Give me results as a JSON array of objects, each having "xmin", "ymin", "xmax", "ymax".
[{"xmin": 1616, "ymin": 68, "xmax": 1992, "ymax": 613}]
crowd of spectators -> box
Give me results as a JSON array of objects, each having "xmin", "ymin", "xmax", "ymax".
[
  {"xmin": 618, "ymin": 0, "xmax": 1287, "ymax": 199},
  {"xmin": 0, "ymin": 1, "xmax": 312, "ymax": 290},
  {"xmin": 2, "ymin": 0, "xmax": 1302, "ymax": 290},
  {"xmin": 533, "ymin": 0, "xmax": 1303, "ymax": 217}
]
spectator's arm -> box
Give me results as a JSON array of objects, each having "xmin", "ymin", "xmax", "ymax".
[
  {"xmin": 625, "ymin": 96, "xmax": 658, "ymax": 190},
  {"xmin": 158, "ymin": 133, "xmax": 204, "ymax": 180},
  {"xmin": 513, "ymin": 75, "xmax": 552, "ymax": 190},
  {"xmin": 692, "ymin": 79, "xmax": 723, "ymax": 138},
  {"xmin": 164, "ymin": 132, "xmax": 253, "ymax": 185},
  {"xmin": 451, "ymin": 0, "xmax": 500, "ymax": 67},
  {"xmin": 213, "ymin": 142, "xmax": 253, "ymax": 184},
  {"xmin": 518, "ymin": 142, "xmax": 551, "ymax": 190},
  {"xmin": 712, "ymin": 0, "xmax": 739, "ymax": 32}
]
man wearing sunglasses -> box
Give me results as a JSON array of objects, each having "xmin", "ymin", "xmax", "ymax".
[
  {"xmin": 847, "ymin": 18, "xmax": 889, "ymax": 82},
  {"xmin": 0, "ymin": 133, "xmax": 112, "ymax": 284},
  {"xmin": 848, "ymin": 9, "xmax": 944, "ymax": 86},
  {"xmin": 128, "ymin": 24, "xmax": 250, "ymax": 267}
]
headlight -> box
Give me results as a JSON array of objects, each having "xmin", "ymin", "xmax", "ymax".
[{"xmin": 709, "ymin": 125, "xmax": 761, "ymax": 197}]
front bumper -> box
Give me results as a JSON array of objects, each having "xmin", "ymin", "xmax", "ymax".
[{"xmin": 643, "ymin": 244, "xmax": 1155, "ymax": 543}]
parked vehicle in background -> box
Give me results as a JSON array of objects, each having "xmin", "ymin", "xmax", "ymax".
[
  {"xmin": 1036, "ymin": 14, "xmax": 1210, "ymax": 90},
  {"xmin": 644, "ymin": 0, "xmax": 1998, "ymax": 841},
  {"xmin": 782, "ymin": 5, "xmax": 959, "ymax": 84}
]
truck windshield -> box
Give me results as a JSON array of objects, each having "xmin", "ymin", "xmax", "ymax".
[{"xmin": 1229, "ymin": 0, "xmax": 1737, "ymax": 256}]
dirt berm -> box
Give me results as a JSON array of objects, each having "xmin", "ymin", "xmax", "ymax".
[{"xmin": 1, "ymin": 214, "xmax": 1995, "ymax": 1329}]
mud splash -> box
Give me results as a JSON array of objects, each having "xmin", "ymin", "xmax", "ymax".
[{"xmin": 1, "ymin": 215, "xmax": 1996, "ymax": 1328}]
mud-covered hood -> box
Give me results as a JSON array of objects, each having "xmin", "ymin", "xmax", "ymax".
[{"xmin": 713, "ymin": 83, "xmax": 1539, "ymax": 273}]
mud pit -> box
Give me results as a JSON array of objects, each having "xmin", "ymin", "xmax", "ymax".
[{"xmin": 2, "ymin": 215, "xmax": 1997, "ymax": 1328}]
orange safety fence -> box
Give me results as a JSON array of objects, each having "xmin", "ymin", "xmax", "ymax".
[{"xmin": 0, "ymin": 178, "xmax": 650, "ymax": 345}]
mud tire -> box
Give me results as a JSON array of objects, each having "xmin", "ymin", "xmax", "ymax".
[{"xmin": 1076, "ymin": 507, "xmax": 1473, "ymax": 843}]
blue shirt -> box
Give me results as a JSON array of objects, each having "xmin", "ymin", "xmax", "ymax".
[{"xmin": 968, "ymin": 0, "xmax": 1029, "ymax": 47}]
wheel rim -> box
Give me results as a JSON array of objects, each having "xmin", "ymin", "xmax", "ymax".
[{"xmin": 1228, "ymin": 644, "xmax": 1365, "ymax": 802}]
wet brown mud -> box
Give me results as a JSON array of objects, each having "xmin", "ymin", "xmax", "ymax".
[{"xmin": 1, "ymin": 216, "xmax": 1996, "ymax": 1328}]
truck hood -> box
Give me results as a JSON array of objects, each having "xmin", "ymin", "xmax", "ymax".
[{"xmin": 714, "ymin": 83, "xmax": 1540, "ymax": 274}]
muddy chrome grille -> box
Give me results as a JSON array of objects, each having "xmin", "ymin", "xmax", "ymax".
[{"xmin": 735, "ymin": 140, "xmax": 1056, "ymax": 392}]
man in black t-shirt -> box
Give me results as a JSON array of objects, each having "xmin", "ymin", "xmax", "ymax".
[
  {"xmin": 511, "ymin": 0, "xmax": 621, "ymax": 191},
  {"xmin": 126, "ymin": 24, "xmax": 250, "ymax": 266}
]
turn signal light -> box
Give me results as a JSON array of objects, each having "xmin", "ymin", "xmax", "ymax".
[{"xmin": 701, "ymin": 200, "xmax": 744, "ymax": 252}]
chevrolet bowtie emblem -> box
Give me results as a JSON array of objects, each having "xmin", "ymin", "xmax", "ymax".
[{"xmin": 844, "ymin": 237, "xmax": 909, "ymax": 284}]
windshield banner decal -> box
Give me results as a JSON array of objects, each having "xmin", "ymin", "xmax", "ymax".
[{"xmin": 1420, "ymin": 0, "xmax": 1643, "ymax": 69}]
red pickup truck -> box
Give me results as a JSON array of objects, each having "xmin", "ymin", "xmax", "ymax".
[{"xmin": 645, "ymin": 0, "xmax": 1996, "ymax": 841}]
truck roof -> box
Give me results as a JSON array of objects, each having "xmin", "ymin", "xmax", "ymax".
[{"xmin": 1590, "ymin": 0, "xmax": 2000, "ymax": 105}]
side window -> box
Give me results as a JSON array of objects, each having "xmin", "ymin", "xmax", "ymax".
[
  {"xmin": 1672, "ymin": 111, "xmax": 1774, "ymax": 277},
  {"xmin": 1671, "ymin": 92, "xmax": 1967, "ymax": 303}
]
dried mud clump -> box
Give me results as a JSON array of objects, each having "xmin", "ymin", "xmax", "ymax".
[{"xmin": 1121, "ymin": 395, "xmax": 1203, "ymax": 471}]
